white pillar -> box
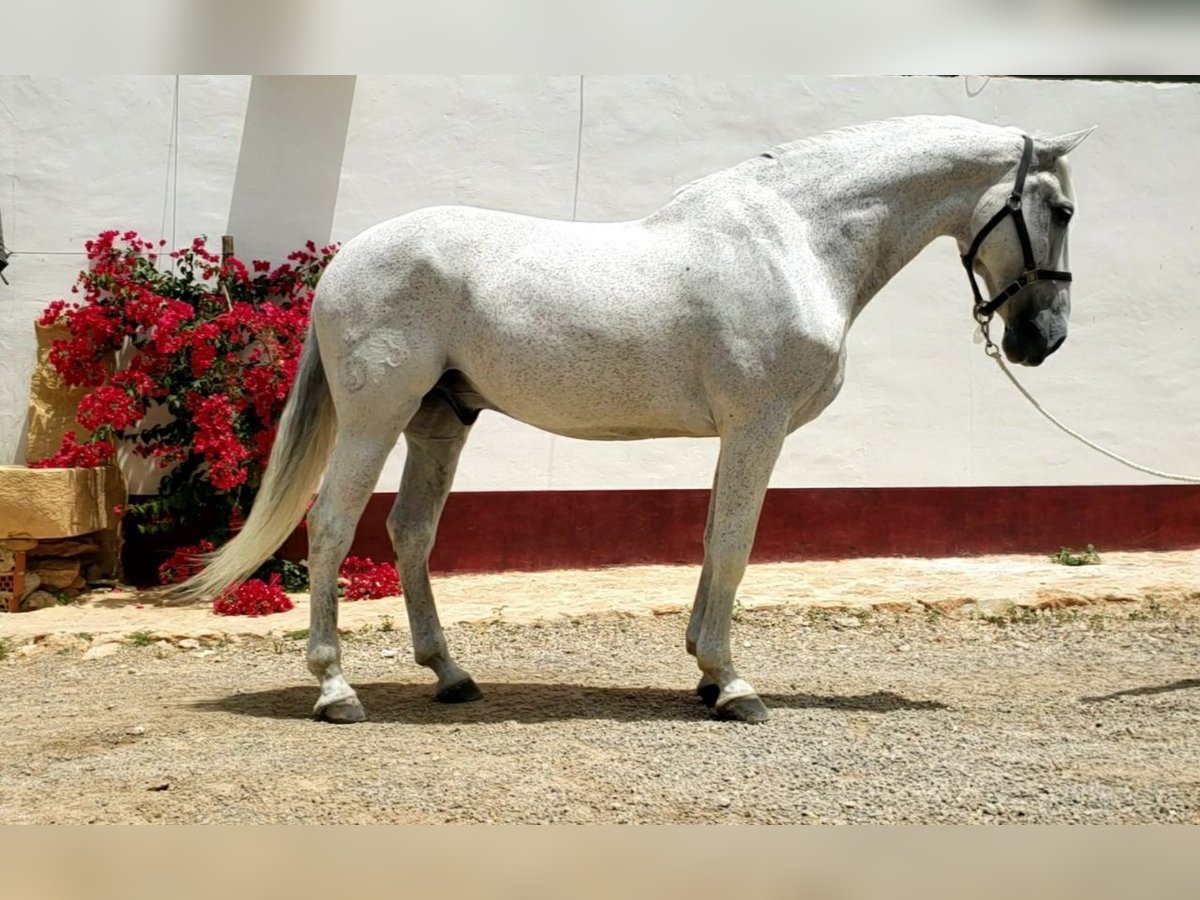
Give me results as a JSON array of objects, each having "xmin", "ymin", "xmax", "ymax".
[{"xmin": 226, "ymin": 75, "xmax": 356, "ymax": 262}]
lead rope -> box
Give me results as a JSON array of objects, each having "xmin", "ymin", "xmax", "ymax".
[{"xmin": 977, "ymin": 322, "xmax": 1200, "ymax": 483}]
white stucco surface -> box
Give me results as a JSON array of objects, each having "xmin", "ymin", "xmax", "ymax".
[
  {"xmin": 1, "ymin": 76, "xmax": 1196, "ymax": 491},
  {"xmin": 227, "ymin": 76, "xmax": 356, "ymax": 262}
]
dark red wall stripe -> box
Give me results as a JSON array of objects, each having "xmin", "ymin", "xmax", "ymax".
[{"xmin": 278, "ymin": 484, "xmax": 1200, "ymax": 574}]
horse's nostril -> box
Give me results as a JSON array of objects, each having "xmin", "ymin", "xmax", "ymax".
[{"xmin": 1046, "ymin": 334, "xmax": 1066, "ymax": 357}]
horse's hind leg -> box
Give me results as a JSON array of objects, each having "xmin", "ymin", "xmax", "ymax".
[
  {"xmin": 693, "ymin": 416, "xmax": 788, "ymax": 723},
  {"xmin": 387, "ymin": 395, "xmax": 480, "ymax": 703},
  {"xmin": 308, "ymin": 408, "xmax": 416, "ymax": 723}
]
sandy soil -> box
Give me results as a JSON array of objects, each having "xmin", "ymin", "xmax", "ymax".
[
  {"xmin": 3, "ymin": 549, "xmax": 1198, "ymax": 642},
  {"xmin": 1, "ymin": 551, "xmax": 1197, "ymax": 824}
]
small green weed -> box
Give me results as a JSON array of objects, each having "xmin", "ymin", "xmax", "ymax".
[
  {"xmin": 283, "ymin": 628, "xmax": 310, "ymax": 642},
  {"xmin": 804, "ymin": 607, "xmax": 835, "ymax": 627},
  {"xmin": 923, "ymin": 604, "xmax": 946, "ymax": 626},
  {"xmin": 1007, "ymin": 605, "xmax": 1041, "ymax": 625},
  {"xmin": 379, "ymin": 614, "xmax": 395, "ymax": 633},
  {"xmin": 126, "ymin": 630, "xmax": 155, "ymax": 647},
  {"xmin": 1128, "ymin": 597, "xmax": 1168, "ymax": 621},
  {"xmin": 251, "ymin": 557, "xmax": 310, "ymax": 592},
  {"xmin": 981, "ymin": 604, "xmax": 1041, "ymax": 626},
  {"xmin": 1052, "ymin": 544, "xmax": 1101, "ymax": 566}
]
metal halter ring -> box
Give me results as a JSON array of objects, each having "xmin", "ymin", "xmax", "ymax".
[{"xmin": 974, "ymin": 308, "xmax": 1001, "ymax": 357}]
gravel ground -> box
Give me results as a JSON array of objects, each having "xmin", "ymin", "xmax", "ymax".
[{"xmin": 2, "ymin": 593, "xmax": 1198, "ymax": 824}]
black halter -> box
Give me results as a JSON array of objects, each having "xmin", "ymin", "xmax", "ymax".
[{"xmin": 962, "ymin": 135, "xmax": 1072, "ymax": 322}]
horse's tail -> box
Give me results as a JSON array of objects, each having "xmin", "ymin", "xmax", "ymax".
[{"xmin": 165, "ymin": 330, "xmax": 336, "ymax": 604}]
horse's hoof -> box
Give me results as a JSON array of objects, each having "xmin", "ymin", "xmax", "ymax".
[
  {"xmin": 315, "ymin": 695, "xmax": 367, "ymax": 724},
  {"xmin": 696, "ymin": 682, "xmax": 720, "ymax": 708},
  {"xmin": 715, "ymin": 694, "xmax": 771, "ymax": 724},
  {"xmin": 436, "ymin": 677, "xmax": 483, "ymax": 704}
]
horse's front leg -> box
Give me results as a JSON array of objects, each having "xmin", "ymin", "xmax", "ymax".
[
  {"xmin": 692, "ymin": 416, "xmax": 788, "ymax": 723},
  {"xmin": 686, "ymin": 468, "xmax": 719, "ymax": 701}
]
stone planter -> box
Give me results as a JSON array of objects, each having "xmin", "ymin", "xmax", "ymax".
[
  {"xmin": 0, "ymin": 465, "xmax": 124, "ymax": 612},
  {"xmin": 3, "ymin": 318, "xmax": 126, "ymax": 610}
]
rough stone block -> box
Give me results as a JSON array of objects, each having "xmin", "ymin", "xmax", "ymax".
[
  {"xmin": 0, "ymin": 538, "xmax": 38, "ymax": 551},
  {"xmin": 30, "ymin": 559, "xmax": 81, "ymax": 589},
  {"xmin": 97, "ymin": 464, "xmax": 126, "ymax": 577},
  {"xmin": 21, "ymin": 589, "xmax": 58, "ymax": 611},
  {"xmin": 0, "ymin": 465, "xmax": 115, "ymax": 539},
  {"xmin": 20, "ymin": 572, "xmax": 41, "ymax": 598},
  {"xmin": 26, "ymin": 538, "xmax": 100, "ymax": 558}
]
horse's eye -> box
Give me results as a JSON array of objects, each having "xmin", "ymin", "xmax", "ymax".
[{"xmin": 1051, "ymin": 206, "xmax": 1074, "ymax": 227}]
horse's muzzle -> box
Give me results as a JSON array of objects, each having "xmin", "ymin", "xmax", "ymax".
[{"xmin": 1002, "ymin": 310, "xmax": 1068, "ymax": 367}]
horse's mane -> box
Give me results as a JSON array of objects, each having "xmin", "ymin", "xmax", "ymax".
[
  {"xmin": 765, "ymin": 115, "xmax": 1011, "ymax": 160},
  {"xmin": 763, "ymin": 118, "xmax": 905, "ymax": 159},
  {"xmin": 668, "ymin": 115, "xmax": 1075, "ymax": 205},
  {"xmin": 670, "ymin": 115, "xmax": 1009, "ymax": 200}
]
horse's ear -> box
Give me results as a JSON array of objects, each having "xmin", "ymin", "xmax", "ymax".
[{"xmin": 1041, "ymin": 126, "xmax": 1097, "ymax": 159}]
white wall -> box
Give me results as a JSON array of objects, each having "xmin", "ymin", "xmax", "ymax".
[
  {"xmin": 0, "ymin": 75, "xmax": 250, "ymax": 470},
  {"xmin": 2, "ymin": 76, "xmax": 1197, "ymax": 491}
]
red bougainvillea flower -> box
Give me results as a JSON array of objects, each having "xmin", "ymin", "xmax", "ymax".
[
  {"xmin": 76, "ymin": 385, "xmax": 146, "ymax": 432},
  {"xmin": 109, "ymin": 366, "xmax": 160, "ymax": 398},
  {"xmin": 185, "ymin": 322, "xmax": 222, "ymax": 377},
  {"xmin": 157, "ymin": 539, "xmax": 217, "ymax": 586},
  {"xmin": 212, "ymin": 574, "xmax": 294, "ymax": 616},
  {"xmin": 27, "ymin": 430, "xmax": 116, "ymax": 468},
  {"xmin": 339, "ymin": 556, "xmax": 402, "ymax": 600},
  {"xmin": 190, "ymin": 394, "xmax": 250, "ymax": 490}
]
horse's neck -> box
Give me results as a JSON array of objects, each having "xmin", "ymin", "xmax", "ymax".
[{"xmin": 770, "ymin": 121, "xmax": 1018, "ymax": 323}]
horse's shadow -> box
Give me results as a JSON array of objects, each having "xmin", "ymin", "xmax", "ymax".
[
  {"xmin": 1080, "ymin": 678, "xmax": 1200, "ymax": 705},
  {"xmin": 191, "ymin": 681, "xmax": 947, "ymax": 724}
]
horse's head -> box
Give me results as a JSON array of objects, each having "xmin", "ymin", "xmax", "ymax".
[{"xmin": 963, "ymin": 127, "xmax": 1095, "ymax": 366}]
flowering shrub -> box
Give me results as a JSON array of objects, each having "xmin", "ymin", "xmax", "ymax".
[
  {"xmin": 212, "ymin": 573, "xmax": 295, "ymax": 617},
  {"xmin": 31, "ymin": 230, "xmax": 338, "ymax": 584},
  {"xmin": 339, "ymin": 556, "xmax": 402, "ymax": 600},
  {"xmin": 156, "ymin": 539, "xmax": 217, "ymax": 585}
]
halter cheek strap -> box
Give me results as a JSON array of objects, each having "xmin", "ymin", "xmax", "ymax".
[{"xmin": 962, "ymin": 135, "xmax": 1073, "ymax": 320}]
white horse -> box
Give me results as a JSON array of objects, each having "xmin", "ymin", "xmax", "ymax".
[{"xmin": 175, "ymin": 115, "xmax": 1092, "ymax": 723}]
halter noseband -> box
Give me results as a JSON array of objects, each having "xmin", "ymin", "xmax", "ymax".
[{"xmin": 962, "ymin": 135, "xmax": 1072, "ymax": 332}]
